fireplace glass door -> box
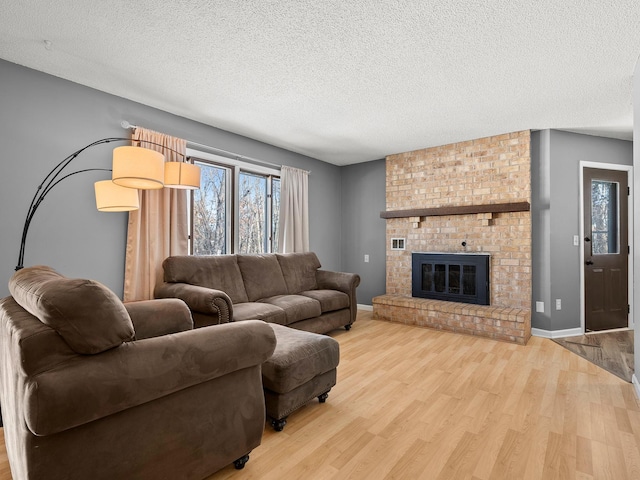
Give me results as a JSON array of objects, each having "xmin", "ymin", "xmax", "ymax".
[{"xmin": 412, "ymin": 253, "xmax": 490, "ymax": 305}]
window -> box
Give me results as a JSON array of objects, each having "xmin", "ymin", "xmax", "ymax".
[
  {"xmin": 238, "ymin": 171, "xmax": 267, "ymax": 253},
  {"xmin": 591, "ymin": 180, "xmax": 619, "ymax": 255},
  {"xmin": 189, "ymin": 153, "xmax": 280, "ymax": 255},
  {"xmin": 272, "ymin": 177, "xmax": 280, "ymax": 253},
  {"xmin": 192, "ymin": 163, "xmax": 230, "ymax": 255}
]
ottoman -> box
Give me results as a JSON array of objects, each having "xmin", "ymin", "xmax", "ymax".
[{"xmin": 262, "ymin": 323, "xmax": 340, "ymax": 431}]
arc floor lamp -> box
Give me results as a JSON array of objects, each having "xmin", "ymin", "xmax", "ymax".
[{"xmin": 15, "ymin": 136, "xmax": 200, "ymax": 271}]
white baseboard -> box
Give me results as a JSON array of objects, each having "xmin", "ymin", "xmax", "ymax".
[
  {"xmin": 531, "ymin": 327, "xmax": 583, "ymax": 339},
  {"xmin": 357, "ymin": 304, "xmax": 373, "ymax": 311},
  {"xmin": 633, "ymin": 375, "xmax": 640, "ymax": 399}
]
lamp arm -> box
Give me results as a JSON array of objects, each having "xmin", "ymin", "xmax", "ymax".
[
  {"xmin": 15, "ymin": 136, "xmax": 187, "ymax": 271},
  {"xmin": 39, "ymin": 138, "xmax": 123, "ymax": 191},
  {"xmin": 16, "ymin": 168, "xmax": 114, "ymax": 271},
  {"xmin": 34, "ymin": 168, "xmax": 113, "ymax": 213},
  {"xmin": 21, "ymin": 138, "xmax": 126, "ymax": 236},
  {"xmin": 16, "ymin": 137, "xmax": 130, "ymax": 272},
  {"xmin": 35, "ymin": 136, "xmax": 184, "ymax": 199}
]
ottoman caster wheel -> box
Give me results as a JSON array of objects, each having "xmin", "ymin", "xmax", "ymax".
[
  {"xmin": 344, "ymin": 324, "xmax": 352, "ymax": 331},
  {"xmin": 271, "ymin": 417, "xmax": 287, "ymax": 432},
  {"xmin": 233, "ymin": 454, "xmax": 250, "ymax": 469},
  {"xmin": 318, "ymin": 392, "xmax": 329, "ymax": 403}
]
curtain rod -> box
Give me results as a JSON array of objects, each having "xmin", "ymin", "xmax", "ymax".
[{"xmin": 120, "ymin": 120, "xmax": 291, "ymax": 172}]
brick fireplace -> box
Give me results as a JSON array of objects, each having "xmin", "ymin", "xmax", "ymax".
[{"xmin": 373, "ymin": 131, "xmax": 532, "ymax": 344}]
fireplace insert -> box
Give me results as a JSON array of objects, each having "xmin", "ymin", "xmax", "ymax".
[{"xmin": 411, "ymin": 253, "xmax": 490, "ymax": 305}]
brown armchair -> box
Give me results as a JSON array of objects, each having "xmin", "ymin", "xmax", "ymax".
[{"xmin": 0, "ymin": 266, "xmax": 276, "ymax": 480}]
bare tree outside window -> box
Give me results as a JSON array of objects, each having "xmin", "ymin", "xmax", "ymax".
[
  {"xmin": 239, "ymin": 172, "xmax": 267, "ymax": 253},
  {"xmin": 193, "ymin": 163, "xmax": 227, "ymax": 255},
  {"xmin": 190, "ymin": 157, "xmax": 280, "ymax": 255},
  {"xmin": 591, "ymin": 180, "xmax": 618, "ymax": 255}
]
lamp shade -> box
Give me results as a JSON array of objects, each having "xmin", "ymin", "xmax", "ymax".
[
  {"xmin": 112, "ymin": 146, "xmax": 164, "ymax": 189},
  {"xmin": 164, "ymin": 162, "xmax": 201, "ymax": 189},
  {"xmin": 94, "ymin": 180, "xmax": 140, "ymax": 212}
]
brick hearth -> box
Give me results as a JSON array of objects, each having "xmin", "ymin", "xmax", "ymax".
[{"xmin": 373, "ymin": 131, "xmax": 532, "ymax": 345}]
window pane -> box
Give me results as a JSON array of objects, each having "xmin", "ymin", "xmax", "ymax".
[
  {"xmin": 591, "ymin": 180, "xmax": 619, "ymax": 254},
  {"xmin": 192, "ymin": 163, "xmax": 227, "ymax": 255},
  {"xmin": 272, "ymin": 178, "xmax": 280, "ymax": 253},
  {"xmin": 239, "ymin": 172, "xmax": 267, "ymax": 254}
]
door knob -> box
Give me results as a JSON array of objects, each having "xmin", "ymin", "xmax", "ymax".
[
  {"xmin": 584, "ymin": 237, "xmax": 591, "ymax": 242},
  {"xmin": 586, "ymin": 261, "xmax": 594, "ymax": 265}
]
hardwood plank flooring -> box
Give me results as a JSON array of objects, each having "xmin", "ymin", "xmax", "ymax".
[
  {"xmin": 552, "ymin": 330, "xmax": 634, "ymax": 383},
  {"xmin": 0, "ymin": 311, "xmax": 639, "ymax": 479}
]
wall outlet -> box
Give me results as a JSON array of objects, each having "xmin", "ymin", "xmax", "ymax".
[
  {"xmin": 364, "ymin": 254, "xmax": 370, "ymax": 263},
  {"xmin": 573, "ymin": 235, "xmax": 580, "ymax": 246},
  {"xmin": 555, "ymin": 299, "xmax": 562, "ymax": 310},
  {"xmin": 536, "ymin": 301, "xmax": 544, "ymax": 313}
]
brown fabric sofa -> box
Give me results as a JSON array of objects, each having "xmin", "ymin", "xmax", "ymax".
[
  {"xmin": 155, "ymin": 252, "xmax": 361, "ymax": 334},
  {"xmin": 0, "ymin": 266, "xmax": 277, "ymax": 480}
]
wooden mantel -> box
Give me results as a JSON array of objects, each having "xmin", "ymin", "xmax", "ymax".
[{"xmin": 380, "ymin": 201, "xmax": 530, "ymax": 219}]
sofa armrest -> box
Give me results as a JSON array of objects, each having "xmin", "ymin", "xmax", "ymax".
[
  {"xmin": 316, "ymin": 270, "xmax": 361, "ymax": 325},
  {"xmin": 124, "ymin": 299, "xmax": 193, "ymax": 340},
  {"xmin": 155, "ymin": 282, "xmax": 233, "ymax": 324},
  {"xmin": 316, "ymin": 270, "xmax": 361, "ymax": 295},
  {"xmin": 24, "ymin": 320, "xmax": 276, "ymax": 437}
]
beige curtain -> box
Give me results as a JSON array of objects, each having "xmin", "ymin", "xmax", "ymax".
[
  {"xmin": 278, "ymin": 166, "xmax": 309, "ymax": 253},
  {"xmin": 123, "ymin": 128, "xmax": 188, "ymax": 301}
]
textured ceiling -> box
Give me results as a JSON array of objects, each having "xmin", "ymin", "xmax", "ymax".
[{"xmin": 2, "ymin": 1, "xmax": 640, "ymax": 165}]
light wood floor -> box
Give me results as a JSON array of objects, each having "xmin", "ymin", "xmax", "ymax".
[{"xmin": 1, "ymin": 311, "xmax": 639, "ymax": 479}]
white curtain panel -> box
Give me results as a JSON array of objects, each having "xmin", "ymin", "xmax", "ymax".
[{"xmin": 278, "ymin": 166, "xmax": 309, "ymax": 253}]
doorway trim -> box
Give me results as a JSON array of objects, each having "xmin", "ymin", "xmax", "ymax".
[{"xmin": 579, "ymin": 161, "xmax": 634, "ymax": 333}]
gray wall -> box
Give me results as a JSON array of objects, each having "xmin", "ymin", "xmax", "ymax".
[
  {"xmin": 0, "ymin": 60, "xmax": 344, "ymax": 298},
  {"xmin": 531, "ymin": 130, "xmax": 552, "ymax": 330},
  {"xmin": 340, "ymin": 159, "xmax": 387, "ymax": 305},
  {"xmin": 531, "ymin": 129, "xmax": 633, "ymax": 331},
  {"xmin": 8, "ymin": 57, "xmax": 632, "ymax": 326}
]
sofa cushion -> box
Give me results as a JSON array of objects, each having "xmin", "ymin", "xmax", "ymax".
[
  {"xmin": 276, "ymin": 252, "xmax": 320, "ymax": 294},
  {"xmin": 233, "ymin": 302, "xmax": 287, "ymax": 325},
  {"xmin": 300, "ymin": 289, "xmax": 350, "ymax": 313},
  {"xmin": 0, "ymin": 297, "xmax": 77, "ymax": 376},
  {"xmin": 9, "ymin": 266, "xmax": 135, "ymax": 355},
  {"xmin": 259, "ymin": 295, "xmax": 322, "ymax": 325},
  {"xmin": 125, "ymin": 299, "xmax": 193, "ymax": 340},
  {"xmin": 262, "ymin": 323, "xmax": 340, "ymax": 393},
  {"xmin": 237, "ymin": 254, "xmax": 288, "ymax": 301},
  {"xmin": 162, "ymin": 255, "xmax": 249, "ymax": 304}
]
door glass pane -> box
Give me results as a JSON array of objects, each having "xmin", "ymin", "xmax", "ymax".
[
  {"xmin": 434, "ymin": 264, "xmax": 446, "ymax": 292},
  {"xmin": 463, "ymin": 265, "xmax": 477, "ymax": 295},
  {"xmin": 448, "ymin": 265, "xmax": 460, "ymax": 294},
  {"xmin": 421, "ymin": 264, "xmax": 433, "ymax": 291},
  {"xmin": 192, "ymin": 162, "xmax": 228, "ymax": 255},
  {"xmin": 591, "ymin": 180, "xmax": 619, "ymax": 255},
  {"xmin": 239, "ymin": 172, "xmax": 267, "ymax": 254}
]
